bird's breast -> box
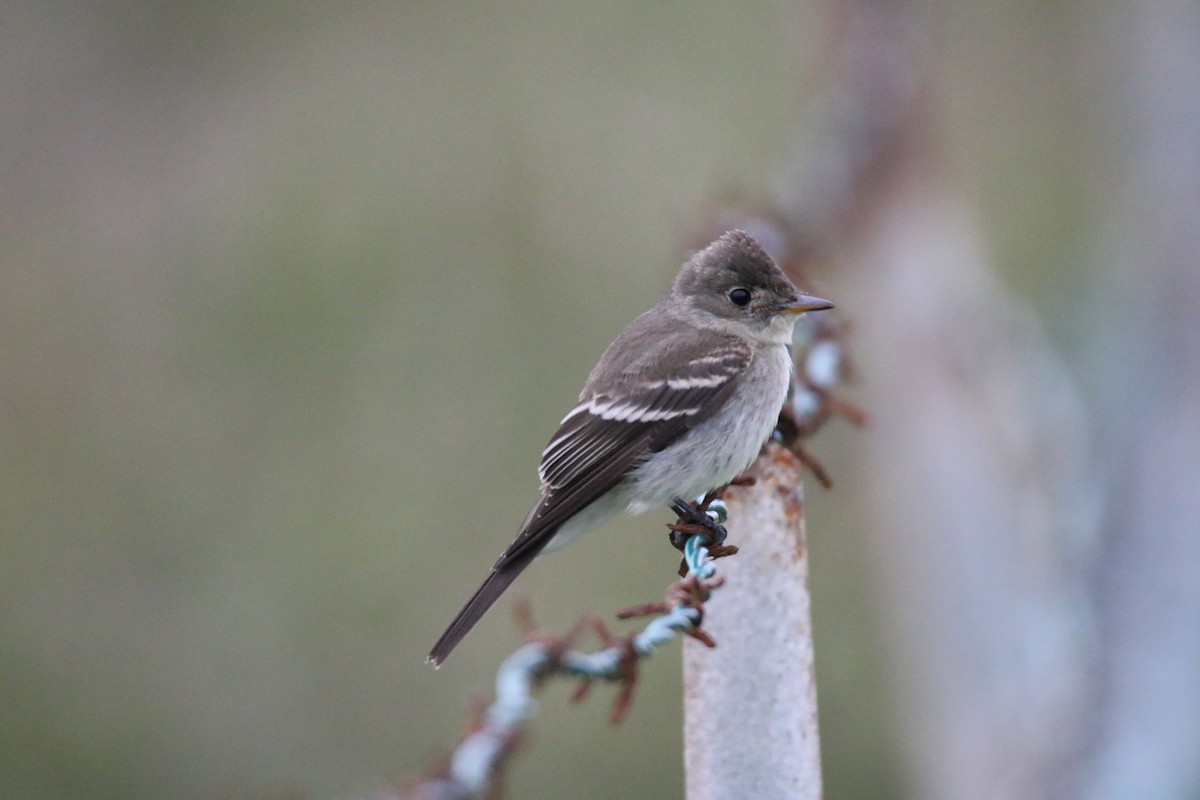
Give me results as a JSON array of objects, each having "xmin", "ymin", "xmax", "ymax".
[{"xmin": 627, "ymin": 344, "xmax": 792, "ymax": 510}]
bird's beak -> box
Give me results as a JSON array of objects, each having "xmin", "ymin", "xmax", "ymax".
[{"xmin": 777, "ymin": 293, "xmax": 834, "ymax": 314}]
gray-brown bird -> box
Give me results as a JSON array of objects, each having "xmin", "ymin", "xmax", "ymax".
[{"xmin": 428, "ymin": 230, "xmax": 832, "ymax": 666}]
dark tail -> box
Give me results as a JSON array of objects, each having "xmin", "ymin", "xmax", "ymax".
[{"xmin": 427, "ymin": 547, "xmax": 541, "ymax": 667}]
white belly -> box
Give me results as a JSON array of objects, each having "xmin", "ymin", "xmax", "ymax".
[{"xmin": 627, "ymin": 343, "xmax": 792, "ymax": 511}]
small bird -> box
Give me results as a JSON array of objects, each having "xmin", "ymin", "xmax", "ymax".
[{"xmin": 428, "ymin": 230, "xmax": 832, "ymax": 666}]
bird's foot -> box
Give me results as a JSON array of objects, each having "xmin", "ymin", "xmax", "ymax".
[
  {"xmin": 668, "ymin": 494, "xmax": 726, "ymax": 549},
  {"xmin": 667, "ymin": 492, "xmax": 739, "ymax": 577}
]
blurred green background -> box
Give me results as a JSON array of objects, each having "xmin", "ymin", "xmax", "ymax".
[{"xmin": 4, "ymin": 2, "xmax": 1197, "ymax": 799}]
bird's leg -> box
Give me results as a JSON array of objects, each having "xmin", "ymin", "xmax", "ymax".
[
  {"xmin": 667, "ymin": 492, "xmax": 740, "ymax": 576},
  {"xmin": 668, "ymin": 495, "xmax": 727, "ymax": 550}
]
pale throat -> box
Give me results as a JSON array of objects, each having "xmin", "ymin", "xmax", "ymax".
[
  {"xmin": 762, "ymin": 313, "xmax": 800, "ymax": 345},
  {"xmin": 682, "ymin": 307, "xmax": 800, "ymax": 345}
]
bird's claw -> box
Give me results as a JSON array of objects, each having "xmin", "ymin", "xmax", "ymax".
[
  {"xmin": 668, "ymin": 498, "xmax": 727, "ymax": 550},
  {"xmin": 667, "ymin": 495, "xmax": 740, "ymax": 576}
]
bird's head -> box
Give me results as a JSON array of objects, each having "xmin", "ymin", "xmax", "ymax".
[{"xmin": 668, "ymin": 230, "xmax": 833, "ymax": 344}]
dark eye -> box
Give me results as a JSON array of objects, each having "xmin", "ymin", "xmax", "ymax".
[{"xmin": 728, "ymin": 288, "xmax": 752, "ymax": 307}]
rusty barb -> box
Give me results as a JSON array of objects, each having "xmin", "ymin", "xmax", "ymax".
[
  {"xmin": 666, "ymin": 487, "xmax": 745, "ymax": 576},
  {"xmin": 777, "ymin": 311, "xmax": 868, "ymax": 489},
  {"xmin": 406, "ymin": 521, "xmax": 729, "ymax": 800}
]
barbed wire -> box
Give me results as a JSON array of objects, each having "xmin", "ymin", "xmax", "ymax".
[{"xmin": 404, "ymin": 503, "xmax": 730, "ymax": 800}]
